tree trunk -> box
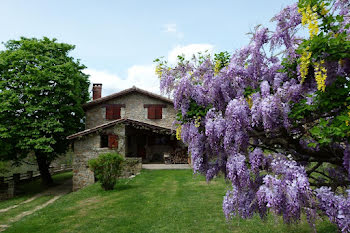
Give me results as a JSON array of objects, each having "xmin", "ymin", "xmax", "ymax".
[{"xmin": 35, "ymin": 153, "xmax": 53, "ymax": 186}]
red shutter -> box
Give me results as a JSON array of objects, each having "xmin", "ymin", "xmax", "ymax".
[
  {"xmin": 106, "ymin": 106, "xmax": 113, "ymax": 119},
  {"xmin": 112, "ymin": 106, "xmax": 121, "ymax": 119},
  {"xmin": 108, "ymin": 135, "xmax": 118, "ymax": 149},
  {"xmin": 106, "ymin": 105, "xmax": 121, "ymax": 120},
  {"xmin": 155, "ymin": 106, "xmax": 162, "ymax": 119},
  {"xmin": 148, "ymin": 106, "xmax": 156, "ymax": 119}
]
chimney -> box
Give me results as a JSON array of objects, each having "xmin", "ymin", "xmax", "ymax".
[{"xmin": 92, "ymin": 83, "xmax": 102, "ymax": 100}]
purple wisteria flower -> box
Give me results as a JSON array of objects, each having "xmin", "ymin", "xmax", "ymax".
[
  {"xmin": 344, "ymin": 145, "xmax": 350, "ymax": 179},
  {"xmin": 157, "ymin": 1, "xmax": 350, "ymax": 231},
  {"xmin": 316, "ymin": 187, "xmax": 350, "ymax": 233}
]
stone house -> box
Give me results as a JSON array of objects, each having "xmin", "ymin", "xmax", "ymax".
[{"xmin": 67, "ymin": 84, "xmax": 184, "ymax": 191}]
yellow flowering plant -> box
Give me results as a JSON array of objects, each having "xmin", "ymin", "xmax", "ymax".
[
  {"xmin": 176, "ymin": 125, "xmax": 182, "ymax": 140},
  {"xmin": 289, "ymin": 0, "xmax": 350, "ymax": 145}
]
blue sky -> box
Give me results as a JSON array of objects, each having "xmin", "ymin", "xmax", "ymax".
[{"xmin": 0, "ymin": 0, "xmax": 296, "ymax": 96}]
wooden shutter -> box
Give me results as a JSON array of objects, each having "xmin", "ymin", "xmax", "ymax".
[
  {"xmin": 108, "ymin": 135, "xmax": 118, "ymax": 149},
  {"xmin": 148, "ymin": 106, "xmax": 156, "ymax": 119},
  {"xmin": 112, "ymin": 105, "xmax": 121, "ymax": 119},
  {"xmin": 106, "ymin": 105, "xmax": 121, "ymax": 120},
  {"xmin": 106, "ymin": 106, "xmax": 113, "ymax": 119},
  {"xmin": 155, "ymin": 106, "xmax": 162, "ymax": 119}
]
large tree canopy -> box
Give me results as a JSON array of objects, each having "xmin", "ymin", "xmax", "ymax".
[
  {"xmin": 156, "ymin": 0, "xmax": 350, "ymax": 231},
  {"xmin": 0, "ymin": 37, "xmax": 89, "ymax": 185}
]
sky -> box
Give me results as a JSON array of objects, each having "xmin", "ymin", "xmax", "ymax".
[{"xmin": 0, "ymin": 0, "xmax": 296, "ymax": 97}]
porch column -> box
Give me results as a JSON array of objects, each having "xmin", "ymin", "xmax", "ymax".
[{"xmin": 114, "ymin": 124, "xmax": 126, "ymax": 157}]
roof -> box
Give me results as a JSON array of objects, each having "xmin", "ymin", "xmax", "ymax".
[
  {"xmin": 83, "ymin": 86, "xmax": 173, "ymax": 110},
  {"xmin": 67, "ymin": 118, "xmax": 174, "ymax": 139}
]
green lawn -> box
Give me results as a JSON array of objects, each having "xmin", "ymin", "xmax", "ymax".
[
  {"xmin": 5, "ymin": 170, "xmax": 337, "ymax": 233},
  {"xmin": 0, "ymin": 195, "xmax": 53, "ymax": 224}
]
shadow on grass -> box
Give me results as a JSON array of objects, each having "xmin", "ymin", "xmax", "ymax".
[
  {"xmin": 17, "ymin": 172, "xmax": 72, "ymax": 194},
  {"xmin": 115, "ymin": 184, "xmax": 135, "ymax": 191},
  {"xmin": 93, "ymin": 182, "xmax": 137, "ymax": 192}
]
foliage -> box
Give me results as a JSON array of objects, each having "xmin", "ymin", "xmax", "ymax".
[
  {"xmin": 0, "ymin": 161, "xmax": 9, "ymax": 174},
  {"xmin": 214, "ymin": 51, "xmax": 231, "ymax": 74},
  {"xmin": 88, "ymin": 152, "xmax": 125, "ymax": 190},
  {"xmin": 155, "ymin": 0, "xmax": 350, "ymax": 232},
  {"xmin": 0, "ymin": 37, "xmax": 89, "ymax": 185}
]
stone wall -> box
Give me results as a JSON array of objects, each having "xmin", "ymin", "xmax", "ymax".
[
  {"xmin": 72, "ymin": 133, "xmax": 141, "ymax": 191},
  {"xmin": 73, "ymin": 133, "xmax": 103, "ymax": 191},
  {"xmin": 121, "ymin": 157, "xmax": 142, "ymax": 178},
  {"xmin": 85, "ymin": 92, "xmax": 176, "ymax": 129},
  {"xmin": 72, "ymin": 124, "xmax": 127, "ymax": 191}
]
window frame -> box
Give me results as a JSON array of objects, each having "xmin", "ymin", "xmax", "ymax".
[{"xmin": 100, "ymin": 134, "xmax": 118, "ymax": 149}]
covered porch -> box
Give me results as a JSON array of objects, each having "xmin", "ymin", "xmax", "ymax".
[{"xmin": 124, "ymin": 124, "xmax": 186, "ymax": 164}]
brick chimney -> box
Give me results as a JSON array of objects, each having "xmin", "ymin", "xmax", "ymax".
[{"xmin": 92, "ymin": 83, "xmax": 102, "ymax": 100}]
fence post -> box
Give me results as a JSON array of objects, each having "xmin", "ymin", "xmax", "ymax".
[
  {"xmin": 0, "ymin": 176, "xmax": 4, "ymax": 188},
  {"xmin": 13, "ymin": 173, "xmax": 20, "ymax": 184},
  {"xmin": 7, "ymin": 180, "xmax": 15, "ymax": 198},
  {"xmin": 27, "ymin": 171, "xmax": 33, "ymax": 181}
]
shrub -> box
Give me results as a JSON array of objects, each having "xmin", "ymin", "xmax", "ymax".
[{"xmin": 88, "ymin": 152, "xmax": 125, "ymax": 190}]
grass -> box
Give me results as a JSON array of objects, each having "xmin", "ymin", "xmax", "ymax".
[
  {"xmin": 4, "ymin": 170, "xmax": 338, "ymax": 233},
  {"xmin": 0, "ymin": 195, "xmax": 53, "ymax": 224},
  {"xmin": 0, "ymin": 172, "xmax": 72, "ymax": 210}
]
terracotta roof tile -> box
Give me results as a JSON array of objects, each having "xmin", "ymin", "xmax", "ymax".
[{"xmin": 83, "ymin": 86, "xmax": 173, "ymax": 110}]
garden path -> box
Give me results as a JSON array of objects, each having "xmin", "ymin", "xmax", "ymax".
[{"xmin": 0, "ymin": 179, "xmax": 72, "ymax": 232}]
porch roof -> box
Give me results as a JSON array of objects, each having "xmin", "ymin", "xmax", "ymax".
[{"xmin": 67, "ymin": 118, "xmax": 174, "ymax": 140}]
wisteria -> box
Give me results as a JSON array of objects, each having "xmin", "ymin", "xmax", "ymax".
[
  {"xmin": 316, "ymin": 187, "xmax": 350, "ymax": 232},
  {"xmin": 156, "ymin": 0, "xmax": 350, "ymax": 232}
]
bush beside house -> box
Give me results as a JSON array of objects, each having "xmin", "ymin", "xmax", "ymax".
[{"xmin": 88, "ymin": 152, "xmax": 125, "ymax": 190}]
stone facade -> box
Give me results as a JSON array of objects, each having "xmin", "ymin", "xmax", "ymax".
[
  {"xmin": 72, "ymin": 124, "xmax": 127, "ymax": 191},
  {"xmin": 85, "ymin": 92, "xmax": 175, "ymax": 129}
]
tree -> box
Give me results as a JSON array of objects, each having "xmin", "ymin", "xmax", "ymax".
[
  {"xmin": 0, "ymin": 37, "xmax": 89, "ymax": 185},
  {"xmin": 155, "ymin": 0, "xmax": 350, "ymax": 231}
]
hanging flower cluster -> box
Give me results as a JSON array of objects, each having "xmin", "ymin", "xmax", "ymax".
[
  {"xmin": 314, "ymin": 60, "xmax": 328, "ymax": 91},
  {"xmin": 299, "ymin": 4, "xmax": 319, "ymax": 38},
  {"xmin": 299, "ymin": 47, "xmax": 312, "ymax": 82},
  {"xmin": 176, "ymin": 125, "xmax": 182, "ymax": 140}
]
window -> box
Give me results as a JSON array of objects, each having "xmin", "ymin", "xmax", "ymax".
[
  {"xmin": 100, "ymin": 135, "xmax": 109, "ymax": 148},
  {"xmin": 100, "ymin": 134, "xmax": 118, "ymax": 149},
  {"xmin": 105, "ymin": 104, "xmax": 123, "ymax": 120},
  {"xmin": 144, "ymin": 104, "xmax": 165, "ymax": 119}
]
